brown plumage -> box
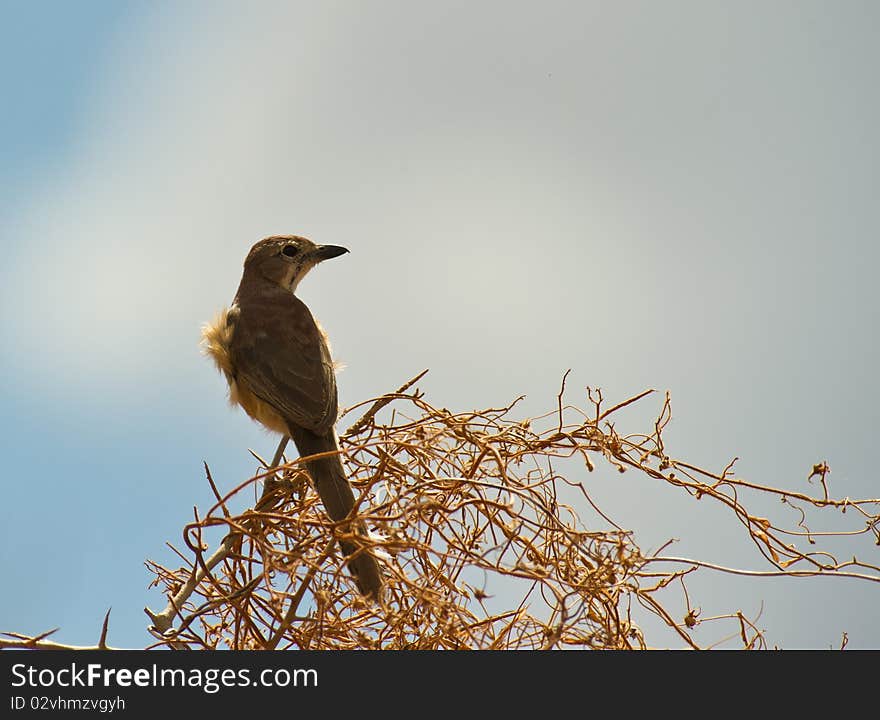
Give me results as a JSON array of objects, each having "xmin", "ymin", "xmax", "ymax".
[{"xmin": 202, "ymin": 235, "xmax": 383, "ymax": 600}]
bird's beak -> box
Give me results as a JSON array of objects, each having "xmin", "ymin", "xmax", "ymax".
[{"xmin": 313, "ymin": 244, "xmax": 349, "ymax": 261}]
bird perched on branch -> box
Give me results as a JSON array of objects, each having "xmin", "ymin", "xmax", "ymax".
[{"xmin": 202, "ymin": 235, "xmax": 383, "ymax": 600}]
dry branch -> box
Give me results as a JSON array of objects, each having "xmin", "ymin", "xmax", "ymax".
[
  {"xmin": 6, "ymin": 372, "xmax": 877, "ymax": 650},
  {"xmin": 134, "ymin": 372, "xmax": 878, "ymax": 650}
]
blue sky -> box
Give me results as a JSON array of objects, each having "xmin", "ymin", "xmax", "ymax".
[{"xmin": 1, "ymin": 1, "xmax": 878, "ymax": 649}]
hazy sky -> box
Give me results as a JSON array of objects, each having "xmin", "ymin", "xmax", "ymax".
[{"xmin": 1, "ymin": 1, "xmax": 877, "ymax": 648}]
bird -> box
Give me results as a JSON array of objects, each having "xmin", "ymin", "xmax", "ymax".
[{"xmin": 201, "ymin": 235, "xmax": 383, "ymax": 600}]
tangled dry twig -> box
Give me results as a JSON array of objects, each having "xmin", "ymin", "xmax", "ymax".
[
  {"xmin": 137, "ymin": 371, "xmax": 879, "ymax": 650},
  {"xmin": 5, "ymin": 371, "xmax": 877, "ymax": 650}
]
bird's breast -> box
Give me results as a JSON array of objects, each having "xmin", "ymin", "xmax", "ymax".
[
  {"xmin": 201, "ymin": 305, "xmax": 290, "ymax": 435},
  {"xmin": 202, "ymin": 306, "xmax": 237, "ymax": 381}
]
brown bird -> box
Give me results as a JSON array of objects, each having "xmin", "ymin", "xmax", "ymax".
[{"xmin": 202, "ymin": 235, "xmax": 383, "ymax": 600}]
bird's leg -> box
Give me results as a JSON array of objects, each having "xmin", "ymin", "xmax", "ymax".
[
  {"xmin": 270, "ymin": 435, "xmax": 289, "ymax": 473},
  {"xmin": 262, "ymin": 435, "xmax": 290, "ymax": 498}
]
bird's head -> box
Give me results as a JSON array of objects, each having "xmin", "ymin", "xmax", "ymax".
[{"xmin": 242, "ymin": 235, "xmax": 349, "ymax": 292}]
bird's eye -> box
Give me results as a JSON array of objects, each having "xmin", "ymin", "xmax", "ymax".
[{"xmin": 282, "ymin": 245, "xmax": 299, "ymax": 258}]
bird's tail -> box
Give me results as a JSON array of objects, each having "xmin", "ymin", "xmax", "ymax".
[{"xmin": 288, "ymin": 425, "xmax": 384, "ymax": 601}]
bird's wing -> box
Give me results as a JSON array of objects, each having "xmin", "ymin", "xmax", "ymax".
[{"xmin": 229, "ymin": 295, "xmax": 338, "ymax": 435}]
